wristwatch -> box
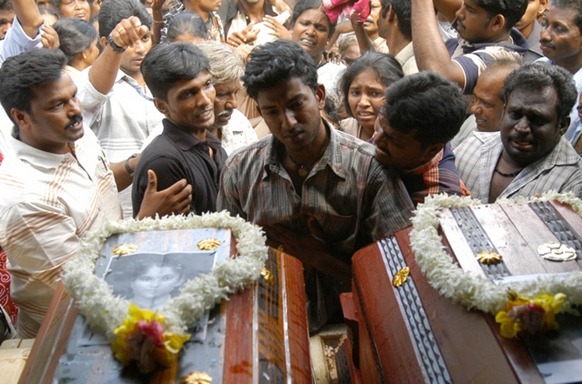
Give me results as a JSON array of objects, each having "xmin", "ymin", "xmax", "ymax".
[
  {"xmin": 107, "ymin": 33, "xmax": 126, "ymax": 52},
  {"xmin": 125, "ymin": 153, "xmax": 139, "ymax": 176}
]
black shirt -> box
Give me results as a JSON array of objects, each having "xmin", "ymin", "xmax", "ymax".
[{"xmin": 132, "ymin": 119, "xmax": 227, "ymax": 217}]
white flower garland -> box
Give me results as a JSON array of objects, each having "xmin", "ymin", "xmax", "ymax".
[
  {"xmin": 409, "ymin": 191, "xmax": 582, "ymax": 315},
  {"xmin": 63, "ymin": 211, "xmax": 268, "ymax": 336}
]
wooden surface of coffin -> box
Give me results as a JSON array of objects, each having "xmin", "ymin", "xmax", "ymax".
[
  {"xmin": 20, "ymin": 228, "xmax": 311, "ymax": 383},
  {"xmin": 348, "ymin": 201, "xmax": 582, "ymax": 383}
]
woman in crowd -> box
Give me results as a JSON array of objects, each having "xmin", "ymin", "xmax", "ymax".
[
  {"xmin": 53, "ymin": 17, "xmax": 99, "ymax": 73},
  {"xmin": 339, "ymin": 51, "xmax": 402, "ymax": 142}
]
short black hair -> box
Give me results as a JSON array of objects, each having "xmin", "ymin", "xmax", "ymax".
[
  {"xmin": 242, "ymin": 40, "xmax": 318, "ymax": 100},
  {"xmin": 141, "ymin": 42, "xmax": 211, "ymax": 100},
  {"xmin": 98, "ymin": 0, "xmax": 151, "ymax": 38},
  {"xmin": 380, "ymin": 0, "xmax": 411, "ymax": 39},
  {"xmin": 379, "ymin": 72, "xmax": 468, "ymax": 146},
  {"xmin": 54, "ymin": 18, "xmax": 98, "ymax": 64},
  {"xmin": 473, "ymin": 0, "xmax": 528, "ymax": 30},
  {"xmin": 339, "ymin": 51, "xmax": 403, "ymax": 118},
  {"xmin": 0, "ymin": 49, "xmax": 67, "ymax": 123},
  {"xmin": 292, "ymin": 0, "xmax": 336, "ymax": 37},
  {"xmin": 503, "ymin": 63, "xmax": 577, "ymax": 124}
]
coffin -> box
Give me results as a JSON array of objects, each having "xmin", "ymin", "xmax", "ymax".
[
  {"xmin": 343, "ymin": 199, "xmax": 582, "ymax": 383},
  {"xmin": 19, "ymin": 227, "xmax": 311, "ymax": 383}
]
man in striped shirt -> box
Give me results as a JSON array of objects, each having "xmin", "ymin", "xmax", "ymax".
[
  {"xmin": 0, "ymin": 49, "xmax": 191, "ymax": 337},
  {"xmin": 455, "ymin": 63, "xmax": 582, "ymax": 203},
  {"xmin": 217, "ymin": 40, "xmax": 415, "ymax": 331}
]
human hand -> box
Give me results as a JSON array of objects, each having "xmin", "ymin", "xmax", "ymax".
[
  {"xmin": 40, "ymin": 24, "xmax": 59, "ymax": 49},
  {"xmin": 109, "ymin": 16, "xmax": 149, "ymax": 51},
  {"xmin": 263, "ymin": 15, "xmax": 291, "ymax": 39},
  {"xmin": 136, "ymin": 170, "xmax": 192, "ymax": 219},
  {"xmin": 227, "ymin": 22, "xmax": 259, "ymax": 47},
  {"xmin": 264, "ymin": 220, "xmax": 351, "ymax": 283}
]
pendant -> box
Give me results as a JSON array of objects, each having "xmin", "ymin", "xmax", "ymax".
[{"xmin": 297, "ymin": 166, "xmax": 308, "ymax": 178}]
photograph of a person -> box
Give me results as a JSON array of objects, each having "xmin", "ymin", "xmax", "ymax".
[{"xmin": 106, "ymin": 252, "xmax": 216, "ymax": 311}]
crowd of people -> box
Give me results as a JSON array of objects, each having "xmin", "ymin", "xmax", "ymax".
[{"xmin": 0, "ymin": 0, "xmax": 581, "ymax": 340}]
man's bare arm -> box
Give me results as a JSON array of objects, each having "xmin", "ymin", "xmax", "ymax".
[{"xmin": 411, "ymin": 0, "xmax": 466, "ymax": 89}]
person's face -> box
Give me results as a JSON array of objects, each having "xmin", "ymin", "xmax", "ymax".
[
  {"xmin": 36, "ymin": 0, "xmax": 52, "ymax": 7},
  {"xmin": 500, "ymin": 86, "xmax": 566, "ymax": 166},
  {"xmin": 193, "ymin": 0, "xmax": 222, "ymax": 14},
  {"xmin": 363, "ymin": 0, "xmax": 381, "ymax": 36},
  {"xmin": 155, "ymin": 71, "xmax": 216, "ymax": 131},
  {"xmin": 213, "ymin": 80, "xmax": 240, "ymax": 128},
  {"xmin": 59, "ymin": 0, "xmax": 91, "ymax": 21},
  {"xmin": 292, "ymin": 9, "xmax": 331, "ymax": 63},
  {"xmin": 13, "ymin": 73, "xmax": 84, "ymax": 154},
  {"xmin": 470, "ymin": 69, "xmax": 506, "ymax": 132},
  {"xmin": 0, "ymin": 9, "xmax": 14, "ymax": 40},
  {"xmin": 132, "ymin": 265, "xmax": 183, "ymax": 301},
  {"xmin": 342, "ymin": 43, "xmax": 360, "ymax": 66},
  {"xmin": 377, "ymin": 3, "xmax": 389, "ymax": 40},
  {"xmin": 119, "ymin": 30, "xmax": 152, "ymax": 77},
  {"xmin": 515, "ymin": 0, "xmax": 547, "ymax": 33},
  {"xmin": 347, "ymin": 68, "xmax": 386, "ymax": 132},
  {"xmin": 256, "ymin": 77, "xmax": 326, "ymax": 152},
  {"xmin": 454, "ymin": 0, "xmax": 496, "ymax": 43},
  {"xmin": 539, "ymin": 6, "xmax": 582, "ymax": 67},
  {"xmin": 374, "ymin": 114, "xmax": 440, "ymax": 170}
]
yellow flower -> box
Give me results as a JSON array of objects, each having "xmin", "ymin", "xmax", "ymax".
[
  {"xmin": 111, "ymin": 303, "xmax": 190, "ymax": 373},
  {"xmin": 495, "ymin": 292, "xmax": 567, "ymax": 339}
]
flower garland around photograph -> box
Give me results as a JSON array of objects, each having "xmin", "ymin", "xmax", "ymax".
[
  {"xmin": 409, "ymin": 191, "xmax": 582, "ymax": 338},
  {"xmin": 62, "ymin": 211, "xmax": 268, "ymax": 372}
]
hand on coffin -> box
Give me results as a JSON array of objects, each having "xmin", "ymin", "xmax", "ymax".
[{"xmin": 264, "ymin": 220, "xmax": 351, "ymax": 284}]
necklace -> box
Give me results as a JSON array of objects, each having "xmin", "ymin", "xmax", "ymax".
[
  {"xmin": 288, "ymin": 155, "xmax": 310, "ymax": 177},
  {"xmin": 494, "ymin": 168, "xmax": 522, "ymax": 177}
]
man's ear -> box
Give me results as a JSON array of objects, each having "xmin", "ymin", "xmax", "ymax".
[
  {"xmin": 153, "ymin": 98, "xmax": 168, "ymax": 116},
  {"xmin": 490, "ymin": 14, "xmax": 506, "ymax": 33},
  {"xmin": 100, "ymin": 35, "xmax": 108, "ymax": 48},
  {"xmin": 315, "ymin": 84, "xmax": 326, "ymax": 110},
  {"xmin": 10, "ymin": 108, "xmax": 29, "ymax": 130},
  {"xmin": 386, "ymin": 5, "xmax": 395, "ymax": 22},
  {"xmin": 558, "ymin": 116, "xmax": 570, "ymax": 136}
]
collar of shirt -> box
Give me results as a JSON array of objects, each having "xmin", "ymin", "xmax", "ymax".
[
  {"xmin": 161, "ymin": 118, "xmax": 222, "ymax": 151},
  {"xmin": 263, "ymin": 119, "xmax": 348, "ymax": 180}
]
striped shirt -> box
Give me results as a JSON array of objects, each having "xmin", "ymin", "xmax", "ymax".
[
  {"xmin": 0, "ymin": 128, "xmax": 121, "ymax": 337},
  {"xmin": 454, "ymin": 132, "xmax": 582, "ymax": 203},
  {"xmin": 217, "ymin": 124, "xmax": 414, "ymax": 258}
]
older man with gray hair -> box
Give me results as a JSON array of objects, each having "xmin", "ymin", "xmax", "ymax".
[{"xmin": 197, "ymin": 41, "xmax": 258, "ymax": 154}]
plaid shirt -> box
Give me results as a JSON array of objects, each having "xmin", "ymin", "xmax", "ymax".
[
  {"xmin": 455, "ymin": 132, "xmax": 582, "ymax": 203},
  {"xmin": 217, "ymin": 124, "xmax": 414, "ymax": 259},
  {"xmin": 400, "ymin": 143, "xmax": 468, "ymax": 206}
]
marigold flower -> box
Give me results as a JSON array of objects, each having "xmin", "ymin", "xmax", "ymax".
[
  {"xmin": 111, "ymin": 303, "xmax": 190, "ymax": 373},
  {"xmin": 495, "ymin": 292, "xmax": 567, "ymax": 339}
]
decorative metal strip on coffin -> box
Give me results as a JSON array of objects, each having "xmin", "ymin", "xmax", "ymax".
[
  {"xmin": 379, "ymin": 237, "xmax": 451, "ymax": 384},
  {"xmin": 449, "ymin": 207, "xmax": 511, "ymax": 280},
  {"xmin": 529, "ymin": 201, "xmax": 582, "ymax": 266}
]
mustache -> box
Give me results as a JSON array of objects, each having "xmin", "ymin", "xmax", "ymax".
[{"xmin": 65, "ymin": 115, "xmax": 82, "ymax": 129}]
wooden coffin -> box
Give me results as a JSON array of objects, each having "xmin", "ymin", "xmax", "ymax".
[
  {"xmin": 343, "ymin": 200, "xmax": 582, "ymax": 383},
  {"xmin": 19, "ymin": 227, "xmax": 311, "ymax": 383}
]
